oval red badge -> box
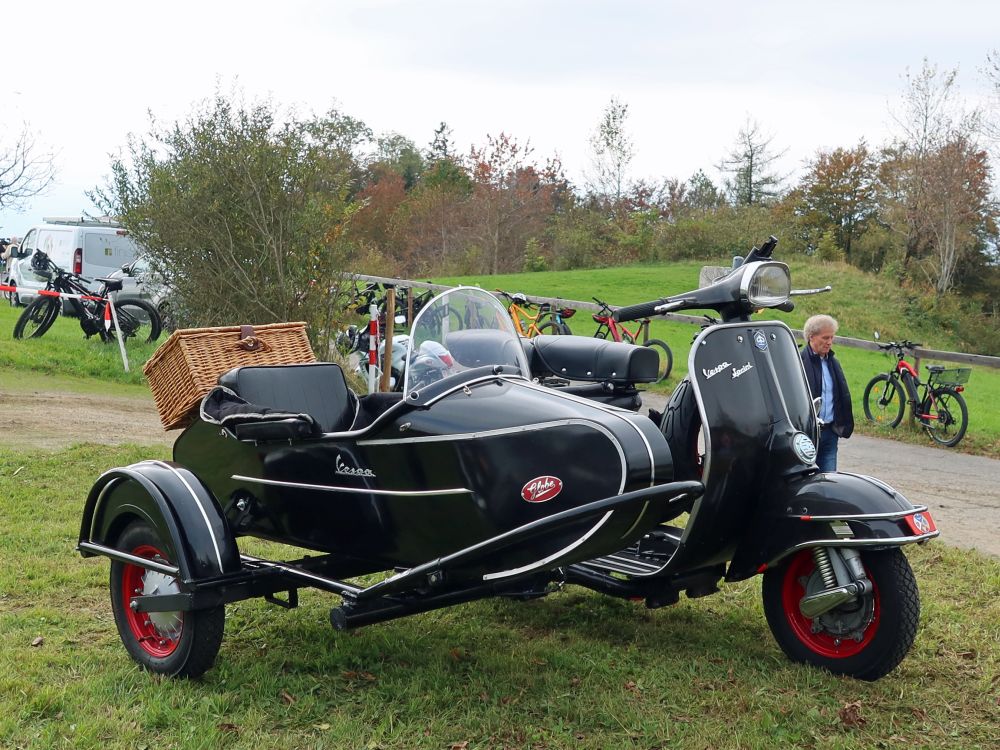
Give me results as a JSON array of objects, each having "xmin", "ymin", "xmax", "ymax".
[{"xmin": 521, "ymin": 475, "xmax": 563, "ymax": 503}]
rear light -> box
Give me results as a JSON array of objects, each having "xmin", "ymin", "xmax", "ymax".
[
  {"xmin": 955, "ymin": 386, "xmax": 965, "ymax": 392},
  {"xmin": 73, "ymin": 248, "xmax": 83, "ymax": 275}
]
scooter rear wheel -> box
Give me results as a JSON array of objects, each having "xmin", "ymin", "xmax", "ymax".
[{"xmin": 762, "ymin": 547, "xmax": 919, "ymax": 680}]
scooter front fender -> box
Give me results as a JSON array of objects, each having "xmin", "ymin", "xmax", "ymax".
[{"xmin": 726, "ymin": 471, "xmax": 939, "ymax": 581}]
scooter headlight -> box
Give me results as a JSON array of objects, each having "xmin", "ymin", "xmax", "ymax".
[{"xmin": 743, "ymin": 262, "xmax": 791, "ymax": 308}]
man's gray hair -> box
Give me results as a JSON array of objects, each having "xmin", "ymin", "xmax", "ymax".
[{"xmin": 803, "ymin": 314, "xmax": 839, "ymax": 340}]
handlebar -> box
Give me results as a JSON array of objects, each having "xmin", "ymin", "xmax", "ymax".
[
  {"xmin": 613, "ymin": 298, "xmax": 670, "ymax": 323},
  {"xmin": 877, "ymin": 340, "xmax": 922, "ymax": 354}
]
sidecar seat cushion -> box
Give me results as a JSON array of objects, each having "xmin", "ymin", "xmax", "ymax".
[
  {"xmin": 527, "ymin": 335, "xmax": 659, "ymax": 384},
  {"xmin": 216, "ymin": 362, "xmax": 359, "ymax": 434}
]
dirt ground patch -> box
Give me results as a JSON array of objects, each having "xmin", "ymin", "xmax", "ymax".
[{"xmin": 4, "ymin": 385, "xmax": 998, "ymax": 558}]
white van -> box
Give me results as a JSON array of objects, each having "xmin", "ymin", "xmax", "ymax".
[{"xmin": 6, "ymin": 217, "xmax": 144, "ymax": 306}]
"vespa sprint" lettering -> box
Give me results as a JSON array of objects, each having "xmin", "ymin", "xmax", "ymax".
[
  {"xmin": 702, "ymin": 361, "xmax": 732, "ymax": 380},
  {"xmin": 731, "ymin": 362, "xmax": 754, "ymax": 379},
  {"xmin": 521, "ymin": 475, "xmax": 563, "ymax": 503},
  {"xmin": 335, "ymin": 454, "xmax": 376, "ymax": 478}
]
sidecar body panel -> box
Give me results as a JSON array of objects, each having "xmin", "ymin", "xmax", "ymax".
[{"xmin": 174, "ymin": 369, "xmax": 673, "ymax": 577}]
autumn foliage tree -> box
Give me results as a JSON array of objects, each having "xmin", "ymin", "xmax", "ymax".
[{"xmin": 797, "ymin": 142, "xmax": 879, "ymax": 261}]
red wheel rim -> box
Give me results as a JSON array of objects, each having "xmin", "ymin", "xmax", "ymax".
[
  {"xmin": 121, "ymin": 543, "xmax": 183, "ymax": 658},
  {"xmin": 780, "ymin": 550, "xmax": 879, "ymax": 658}
]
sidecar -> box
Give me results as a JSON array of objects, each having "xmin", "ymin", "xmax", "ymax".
[{"xmin": 78, "ymin": 286, "xmax": 702, "ymax": 677}]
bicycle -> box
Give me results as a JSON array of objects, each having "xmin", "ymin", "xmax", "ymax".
[
  {"xmin": 862, "ymin": 338, "xmax": 970, "ymax": 447},
  {"xmin": 13, "ymin": 251, "xmax": 162, "ymax": 345},
  {"xmin": 591, "ymin": 296, "xmax": 673, "ymax": 383},
  {"xmin": 495, "ymin": 290, "xmax": 574, "ymax": 336}
]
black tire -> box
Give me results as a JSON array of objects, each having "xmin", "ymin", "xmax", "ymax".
[
  {"xmin": 921, "ymin": 386, "xmax": 968, "ymax": 447},
  {"xmin": 13, "ymin": 296, "xmax": 60, "ymax": 339},
  {"xmin": 110, "ymin": 520, "xmax": 225, "ymax": 678},
  {"xmin": 643, "ymin": 338, "xmax": 673, "ymax": 382},
  {"xmin": 762, "ymin": 547, "xmax": 919, "ymax": 681},
  {"xmin": 110, "ymin": 299, "xmax": 162, "ymax": 344},
  {"xmin": 538, "ymin": 321, "xmax": 571, "ymax": 336},
  {"xmin": 660, "ymin": 377, "xmax": 704, "ymax": 480},
  {"xmin": 863, "ymin": 374, "xmax": 904, "ymax": 428}
]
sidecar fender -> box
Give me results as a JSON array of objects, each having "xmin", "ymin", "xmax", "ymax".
[
  {"xmin": 726, "ymin": 471, "xmax": 939, "ymax": 581},
  {"xmin": 78, "ymin": 460, "xmax": 241, "ymax": 583}
]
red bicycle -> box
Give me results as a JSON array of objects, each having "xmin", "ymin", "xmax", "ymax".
[{"xmin": 591, "ymin": 297, "xmax": 672, "ymax": 382}]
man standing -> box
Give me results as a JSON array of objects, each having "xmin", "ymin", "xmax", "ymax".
[{"xmin": 800, "ymin": 315, "xmax": 854, "ymax": 471}]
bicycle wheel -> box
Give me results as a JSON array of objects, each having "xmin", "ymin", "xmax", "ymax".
[
  {"xmin": 920, "ymin": 386, "xmax": 968, "ymax": 447},
  {"xmin": 111, "ymin": 299, "xmax": 162, "ymax": 344},
  {"xmin": 538, "ymin": 321, "xmax": 571, "ymax": 336},
  {"xmin": 863, "ymin": 374, "xmax": 904, "ymax": 428},
  {"xmin": 643, "ymin": 338, "xmax": 673, "ymax": 382},
  {"xmin": 13, "ymin": 296, "xmax": 60, "ymax": 339}
]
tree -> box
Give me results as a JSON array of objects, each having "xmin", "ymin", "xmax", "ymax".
[
  {"xmin": 797, "ymin": 141, "xmax": 878, "ymax": 261},
  {"xmin": 91, "ymin": 91, "xmax": 362, "ymax": 353},
  {"xmin": 886, "ymin": 59, "xmax": 994, "ymax": 293},
  {"xmin": 719, "ymin": 118, "xmax": 787, "ymax": 206},
  {"xmin": 465, "ymin": 133, "xmax": 562, "ymax": 274},
  {"xmin": 586, "ymin": 97, "xmax": 634, "ymax": 212},
  {"xmin": 0, "ymin": 123, "xmax": 56, "ymax": 211},
  {"xmin": 685, "ymin": 170, "xmax": 723, "ymax": 213}
]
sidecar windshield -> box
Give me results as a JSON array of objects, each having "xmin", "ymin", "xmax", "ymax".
[{"xmin": 404, "ymin": 286, "xmax": 529, "ymax": 396}]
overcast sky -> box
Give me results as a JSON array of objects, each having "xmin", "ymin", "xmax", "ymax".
[{"xmin": 3, "ymin": 0, "xmax": 999, "ymax": 237}]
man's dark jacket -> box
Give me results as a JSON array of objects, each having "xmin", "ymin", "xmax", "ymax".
[{"xmin": 800, "ymin": 345, "xmax": 854, "ymax": 438}]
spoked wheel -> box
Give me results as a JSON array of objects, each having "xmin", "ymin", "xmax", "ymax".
[
  {"xmin": 110, "ymin": 521, "xmax": 224, "ymax": 678},
  {"xmin": 643, "ymin": 338, "xmax": 673, "ymax": 382},
  {"xmin": 863, "ymin": 374, "xmax": 904, "ymax": 427},
  {"xmin": 920, "ymin": 386, "xmax": 968, "ymax": 447},
  {"xmin": 109, "ymin": 299, "xmax": 162, "ymax": 344},
  {"xmin": 13, "ymin": 297, "xmax": 60, "ymax": 339},
  {"xmin": 762, "ymin": 548, "xmax": 919, "ymax": 680}
]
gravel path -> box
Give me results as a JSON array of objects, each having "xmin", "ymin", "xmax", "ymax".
[{"xmin": 3, "ymin": 385, "xmax": 997, "ymax": 558}]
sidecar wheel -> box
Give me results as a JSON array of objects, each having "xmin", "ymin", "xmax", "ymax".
[
  {"xmin": 762, "ymin": 548, "xmax": 919, "ymax": 680},
  {"xmin": 110, "ymin": 520, "xmax": 225, "ymax": 678}
]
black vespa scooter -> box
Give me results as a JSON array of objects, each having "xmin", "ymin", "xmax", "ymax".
[
  {"xmin": 574, "ymin": 236, "xmax": 938, "ymax": 680},
  {"xmin": 78, "ymin": 237, "xmax": 936, "ymax": 681}
]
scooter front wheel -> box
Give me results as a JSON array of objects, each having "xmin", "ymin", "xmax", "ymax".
[{"xmin": 762, "ymin": 547, "xmax": 919, "ymax": 681}]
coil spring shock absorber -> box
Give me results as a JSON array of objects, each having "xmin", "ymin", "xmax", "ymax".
[{"xmin": 812, "ymin": 547, "xmax": 837, "ymax": 590}]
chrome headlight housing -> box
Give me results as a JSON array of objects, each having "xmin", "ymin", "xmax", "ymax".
[{"xmin": 741, "ymin": 262, "xmax": 791, "ymax": 308}]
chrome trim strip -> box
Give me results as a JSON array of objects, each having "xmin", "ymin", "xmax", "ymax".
[
  {"xmin": 767, "ymin": 531, "xmax": 941, "ymax": 568},
  {"xmin": 481, "ymin": 510, "xmax": 615, "ymax": 581},
  {"xmin": 78, "ymin": 541, "xmax": 181, "ymax": 577},
  {"xmin": 147, "ymin": 460, "xmax": 225, "ymax": 572},
  {"xmin": 359, "ymin": 417, "xmax": 610, "ymax": 446},
  {"xmin": 793, "ymin": 505, "xmax": 930, "ymax": 522},
  {"xmin": 88, "ymin": 476, "xmax": 123, "ymax": 541},
  {"xmin": 231, "ymin": 474, "xmax": 473, "ymax": 497}
]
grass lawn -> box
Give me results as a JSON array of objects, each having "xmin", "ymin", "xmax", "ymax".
[{"xmin": 1, "ymin": 444, "xmax": 999, "ymax": 749}]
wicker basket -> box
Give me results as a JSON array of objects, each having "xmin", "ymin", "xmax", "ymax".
[{"xmin": 143, "ymin": 322, "xmax": 316, "ymax": 430}]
